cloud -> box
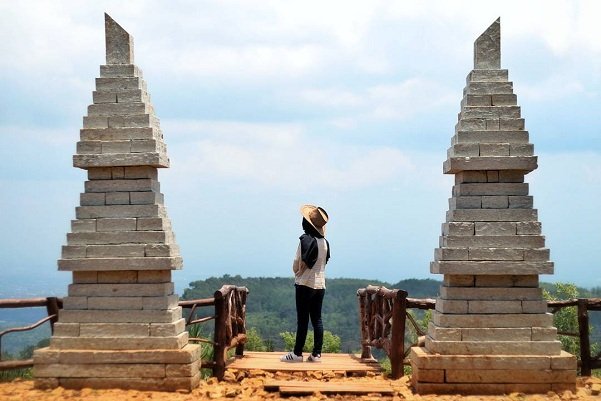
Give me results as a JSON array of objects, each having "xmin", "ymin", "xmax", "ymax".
[
  {"xmin": 517, "ymin": 75, "xmax": 586, "ymax": 102},
  {"xmin": 163, "ymin": 119, "xmax": 416, "ymax": 192},
  {"xmin": 298, "ymin": 78, "xmax": 455, "ymax": 123}
]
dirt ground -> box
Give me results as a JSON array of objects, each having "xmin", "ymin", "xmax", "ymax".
[{"xmin": 0, "ymin": 372, "xmax": 599, "ymax": 401}]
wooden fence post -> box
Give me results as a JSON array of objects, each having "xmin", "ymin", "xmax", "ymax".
[
  {"xmin": 390, "ymin": 289, "xmax": 408, "ymax": 379},
  {"xmin": 577, "ymin": 298, "xmax": 591, "ymax": 376},
  {"xmin": 46, "ymin": 297, "xmax": 60, "ymax": 334},
  {"xmin": 213, "ymin": 290, "xmax": 227, "ymax": 380},
  {"xmin": 357, "ymin": 291, "xmax": 373, "ymax": 360},
  {"xmin": 235, "ymin": 289, "xmax": 246, "ymax": 357}
]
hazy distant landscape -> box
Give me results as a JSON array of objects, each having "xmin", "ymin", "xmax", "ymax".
[{"xmin": 2, "ymin": 275, "xmax": 600, "ymax": 358}]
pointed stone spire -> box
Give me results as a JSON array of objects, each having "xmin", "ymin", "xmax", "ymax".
[
  {"xmin": 410, "ymin": 18, "xmax": 576, "ymax": 395},
  {"xmin": 105, "ymin": 13, "xmax": 134, "ymax": 65},
  {"xmin": 33, "ymin": 14, "xmax": 200, "ymax": 392},
  {"xmin": 474, "ymin": 17, "xmax": 500, "ymax": 69}
]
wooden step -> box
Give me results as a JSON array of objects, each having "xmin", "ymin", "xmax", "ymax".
[{"xmin": 265, "ymin": 380, "xmax": 395, "ymax": 395}]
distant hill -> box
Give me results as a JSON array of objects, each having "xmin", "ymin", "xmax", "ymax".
[{"xmin": 182, "ymin": 275, "xmax": 601, "ymax": 352}]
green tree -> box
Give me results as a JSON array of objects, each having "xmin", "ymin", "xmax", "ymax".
[
  {"xmin": 280, "ymin": 330, "xmax": 341, "ymax": 354},
  {"xmin": 543, "ymin": 282, "xmax": 580, "ymax": 356},
  {"xmin": 245, "ymin": 327, "xmax": 269, "ymax": 352}
]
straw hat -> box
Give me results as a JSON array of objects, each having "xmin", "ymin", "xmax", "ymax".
[{"xmin": 300, "ymin": 204, "xmax": 329, "ymax": 236}]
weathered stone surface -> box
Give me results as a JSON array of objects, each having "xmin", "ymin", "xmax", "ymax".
[
  {"xmin": 58, "ymin": 256, "xmax": 183, "ymax": 271},
  {"xmin": 453, "ymin": 130, "xmax": 529, "ymax": 144},
  {"xmin": 432, "ymin": 311, "xmax": 553, "ymax": 328},
  {"xmin": 411, "ymin": 347, "xmax": 552, "ymax": 370},
  {"xmin": 441, "ymin": 222, "xmax": 474, "ymax": 236},
  {"xmin": 35, "ymin": 362, "xmax": 165, "ymax": 378},
  {"xmin": 474, "ymin": 18, "xmax": 500, "ymax": 69},
  {"xmin": 73, "ymin": 271, "xmax": 98, "ymax": 284},
  {"xmin": 58, "ymin": 373, "xmax": 201, "ymax": 391},
  {"xmin": 105, "ymin": 13, "xmax": 134, "ymax": 65},
  {"xmin": 444, "ymin": 156, "xmax": 537, "ymax": 174},
  {"xmin": 435, "ymin": 299, "xmax": 468, "ymax": 314},
  {"xmin": 475, "ymin": 274, "xmax": 539, "ymax": 287},
  {"xmin": 165, "ymin": 359, "xmax": 200, "ymax": 377},
  {"xmin": 445, "ymin": 368, "xmax": 576, "ymax": 384},
  {"xmin": 434, "ymin": 247, "xmax": 468, "ymax": 261},
  {"xmin": 425, "ymin": 337, "xmax": 561, "ymax": 355},
  {"xmin": 85, "ymin": 179, "xmax": 159, "ymax": 193},
  {"xmin": 137, "ymin": 270, "xmax": 171, "ymax": 283},
  {"xmin": 460, "ymin": 327, "xmax": 532, "ymax": 341},
  {"xmin": 79, "ymin": 323, "xmax": 149, "ymax": 337},
  {"xmin": 447, "ymin": 208, "xmax": 538, "ymax": 222},
  {"xmin": 80, "ymin": 127, "xmax": 156, "ymax": 141},
  {"xmin": 431, "ymin": 260, "xmax": 553, "ymax": 275},
  {"xmin": 68, "ymin": 231, "xmax": 169, "ymax": 246},
  {"xmin": 73, "ymin": 153, "xmax": 169, "ymax": 168},
  {"xmin": 441, "ymin": 235, "xmax": 545, "ymax": 248},
  {"xmin": 50, "ymin": 305, "xmax": 180, "ymax": 324},
  {"xmin": 97, "ymin": 270, "xmax": 138, "ymax": 283},
  {"xmin": 86, "ymin": 244, "xmax": 144, "ymax": 257},
  {"xmin": 143, "ymin": 294, "xmax": 180, "ymax": 310},
  {"xmin": 53, "ymin": 323, "xmax": 81, "ymax": 337},
  {"xmin": 62, "ymin": 297, "xmax": 88, "ymax": 310},
  {"xmin": 50, "ymin": 332, "xmax": 188, "ymax": 350},
  {"xmin": 440, "ymin": 286, "xmax": 542, "ymax": 300},
  {"xmin": 35, "ymin": 344, "xmax": 200, "ymax": 365},
  {"xmin": 468, "ymin": 248, "xmax": 523, "ymax": 261},
  {"xmin": 96, "ymin": 218, "xmax": 137, "ymax": 232},
  {"xmin": 150, "ymin": 318, "xmax": 185, "ymax": 336},
  {"xmin": 76, "ymin": 204, "xmax": 161, "ymax": 219},
  {"xmin": 68, "ymin": 282, "xmax": 174, "ymax": 297},
  {"xmin": 87, "ymin": 297, "xmax": 144, "ymax": 310},
  {"xmin": 474, "ymin": 222, "xmax": 517, "ymax": 235},
  {"xmin": 99, "ymin": 64, "xmax": 140, "ymax": 78}
]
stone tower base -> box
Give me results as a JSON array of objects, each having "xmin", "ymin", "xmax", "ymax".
[
  {"xmin": 411, "ymin": 347, "xmax": 576, "ymax": 394},
  {"xmin": 33, "ymin": 344, "xmax": 201, "ymax": 391}
]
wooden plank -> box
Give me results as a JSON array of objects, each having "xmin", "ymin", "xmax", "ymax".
[
  {"xmin": 0, "ymin": 359, "xmax": 34, "ymax": 371},
  {"xmin": 265, "ymin": 380, "xmax": 394, "ymax": 395}
]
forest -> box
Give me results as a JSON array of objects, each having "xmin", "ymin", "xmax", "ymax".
[{"xmin": 182, "ymin": 275, "xmax": 601, "ymax": 352}]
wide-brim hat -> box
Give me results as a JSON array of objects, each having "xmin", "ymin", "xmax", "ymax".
[{"xmin": 300, "ymin": 204, "xmax": 329, "ymax": 236}]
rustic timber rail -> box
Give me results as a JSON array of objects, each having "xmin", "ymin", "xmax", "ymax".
[
  {"xmin": 0, "ymin": 285, "xmax": 249, "ymax": 379},
  {"xmin": 0, "ymin": 297, "xmax": 61, "ymax": 371},
  {"xmin": 358, "ymin": 286, "xmax": 600, "ymax": 378},
  {"xmin": 548, "ymin": 298, "xmax": 601, "ymax": 376},
  {"xmin": 180, "ymin": 285, "xmax": 249, "ymax": 380},
  {"xmin": 357, "ymin": 285, "xmax": 435, "ymax": 379}
]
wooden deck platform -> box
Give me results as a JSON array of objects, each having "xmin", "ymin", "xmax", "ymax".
[{"xmin": 228, "ymin": 351, "xmax": 382, "ymax": 374}]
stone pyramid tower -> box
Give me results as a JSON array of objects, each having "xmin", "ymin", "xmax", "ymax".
[
  {"xmin": 410, "ymin": 18, "xmax": 576, "ymax": 394},
  {"xmin": 33, "ymin": 14, "xmax": 201, "ymax": 391}
]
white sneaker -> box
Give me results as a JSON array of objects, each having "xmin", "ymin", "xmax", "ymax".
[
  {"xmin": 280, "ymin": 352, "xmax": 303, "ymax": 362},
  {"xmin": 307, "ymin": 354, "xmax": 321, "ymax": 362}
]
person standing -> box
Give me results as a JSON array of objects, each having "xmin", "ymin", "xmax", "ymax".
[{"xmin": 281, "ymin": 205, "xmax": 330, "ymax": 362}]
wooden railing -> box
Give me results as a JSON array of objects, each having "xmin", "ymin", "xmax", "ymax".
[
  {"xmin": 180, "ymin": 285, "xmax": 249, "ymax": 380},
  {"xmin": 548, "ymin": 298, "xmax": 601, "ymax": 376},
  {"xmin": 0, "ymin": 285, "xmax": 249, "ymax": 380},
  {"xmin": 0, "ymin": 297, "xmax": 62, "ymax": 371},
  {"xmin": 358, "ymin": 286, "xmax": 601, "ymax": 378},
  {"xmin": 357, "ymin": 285, "xmax": 435, "ymax": 379}
]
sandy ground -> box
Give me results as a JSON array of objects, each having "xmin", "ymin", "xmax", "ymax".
[{"xmin": 0, "ymin": 372, "xmax": 599, "ymax": 401}]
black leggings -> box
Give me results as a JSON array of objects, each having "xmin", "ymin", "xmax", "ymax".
[{"xmin": 294, "ymin": 284, "xmax": 325, "ymax": 356}]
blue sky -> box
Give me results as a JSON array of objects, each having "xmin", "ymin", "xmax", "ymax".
[{"xmin": 1, "ymin": 1, "xmax": 600, "ymax": 296}]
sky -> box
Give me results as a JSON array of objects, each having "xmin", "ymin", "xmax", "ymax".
[{"xmin": 0, "ymin": 0, "xmax": 600, "ymax": 296}]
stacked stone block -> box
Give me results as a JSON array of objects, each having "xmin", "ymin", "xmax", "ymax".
[
  {"xmin": 33, "ymin": 14, "xmax": 201, "ymax": 391},
  {"xmin": 410, "ymin": 18, "xmax": 576, "ymax": 394}
]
